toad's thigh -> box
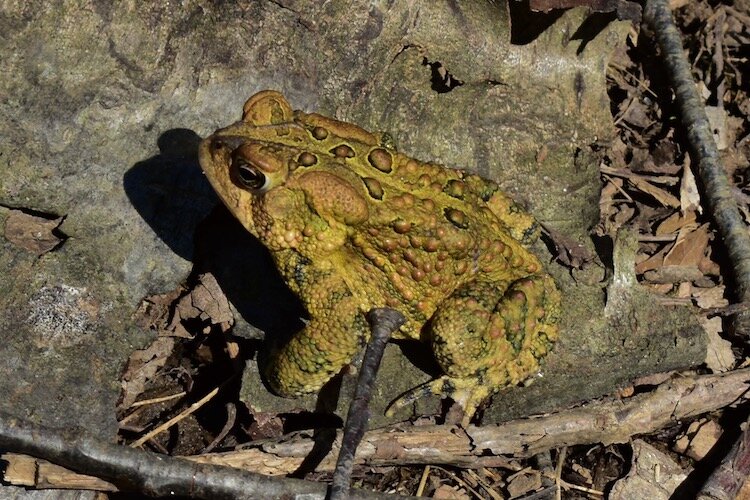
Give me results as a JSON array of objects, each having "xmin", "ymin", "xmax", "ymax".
[{"xmin": 429, "ymin": 275, "xmax": 559, "ymax": 381}]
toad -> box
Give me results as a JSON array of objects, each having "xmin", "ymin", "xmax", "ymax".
[{"xmin": 199, "ymin": 90, "xmax": 561, "ymax": 423}]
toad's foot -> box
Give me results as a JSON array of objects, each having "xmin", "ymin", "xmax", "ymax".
[{"xmin": 385, "ymin": 375, "xmax": 493, "ymax": 426}]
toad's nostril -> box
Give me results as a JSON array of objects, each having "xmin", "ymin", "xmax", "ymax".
[{"xmin": 212, "ymin": 135, "xmax": 248, "ymax": 152}]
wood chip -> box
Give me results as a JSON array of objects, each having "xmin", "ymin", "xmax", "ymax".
[
  {"xmin": 684, "ymin": 420, "xmax": 723, "ymax": 461},
  {"xmin": 610, "ymin": 440, "xmax": 689, "ymax": 499},
  {"xmin": 693, "ymin": 285, "xmax": 728, "ymax": 309}
]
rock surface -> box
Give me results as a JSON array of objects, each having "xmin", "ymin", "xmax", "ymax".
[{"xmin": 0, "ymin": 0, "xmax": 705, "ymax": 439}]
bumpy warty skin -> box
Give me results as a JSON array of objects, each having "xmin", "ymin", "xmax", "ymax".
[{"xmin": 198, "ymin": 90, "xmax": 561, "ymax": 423}]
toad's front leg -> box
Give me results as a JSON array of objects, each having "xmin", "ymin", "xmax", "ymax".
[
  {"xmin": 388, "ymin": 275, "xmax": 560, "ymax": 425},
  {"xmin": 265, "ymin": 271, "xmax": 368, "ymax": 397}
]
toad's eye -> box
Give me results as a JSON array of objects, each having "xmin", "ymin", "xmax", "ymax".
[
  {"xmin": 233, "ymin": 158, "xmax": 269, "ymax": 192},
  {"xmin": 229, "ymin": 142, "xmax": 287, "ymax": 193}
]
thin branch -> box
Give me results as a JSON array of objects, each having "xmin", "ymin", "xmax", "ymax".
[
  {"xmin": 169, "ymin": 369, "xmax": 750, "ymax": 470},
  {"xmin": 129, "ymin": 385, "xmax": 221, "ymax": 448},
  {"xmin": 202, "ymin": 403, "xmax": 236, "ymax": 454},
  {"xmin": 0, "ymin": 412, "xmax": 399, "ymax": 499}
]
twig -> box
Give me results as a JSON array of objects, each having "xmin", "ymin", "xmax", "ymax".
[
  {"xmin": 599, "ymin": 165, "xmax": 680, "ymax": 185},
  {"xmin": 183, "ymin": 369, "xmax": 750, "ymax": 471},
  {"xmin": 330, "ymin": 308, "xmax": 405, "ymax": 500},
  {"xmin": 712, "ymin": 10, "xmax": 726, "ymax": 110},
  {"xmin": 129, "ymin": 391, "xmax": 186, "ymax": 408},
  {"xmin": 433, "ymin": 466, "xmax": 485, "ymax": 499},
  {"xmin": 416, "ymin": 465, "xmax": 431, "ymax": 496},
  {"xmin": 201, "ymin": 402, "xmax": 236, "ymax": 454},
  {"xmin": 554, "ymin": 447, "xmax": 566, "ymax": 500},
  {"xmin": 130, "ymin": 385, "xmax": 221, "ymax": 448},
  {"xmin": 0, "ymin": 411, "xmax": 393, "ymax": 499},
  {"xmin": 703, "ymin": 301, "xmax": 750, "ymax": 318}
]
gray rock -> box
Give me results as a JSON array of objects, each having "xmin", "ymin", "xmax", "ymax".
[{"xmin": 0, "ymin": 0, "xmax": 705, "ymax": 452}]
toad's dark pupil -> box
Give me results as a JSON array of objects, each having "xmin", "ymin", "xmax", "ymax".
[{"xmin": 236, "ymin": 162, "xmax": 265, "ymax": 189}]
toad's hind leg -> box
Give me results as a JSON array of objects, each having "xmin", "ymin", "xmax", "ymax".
[{"xmin": 387, "ymin": 275, "xmax": 560, "ymax": 424}]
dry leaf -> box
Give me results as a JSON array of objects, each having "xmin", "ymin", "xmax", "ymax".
[
  {"xmin": 680, "ymin": 161, "xmax": 701, "ymax": 214},
  {"xmin": 655, "ymin": 211, "xmax": 697, "ymax": 235},
  {"xmin": 433, "ymin": 485, "xmax": 471, "ymax": 500},
  {"xmin": 628, "ymin": 177, "xmax": 681, "ymax": 207},
  {"xmin": 190, "ymin": 273, "xmax": 234, "ymax": 326},
  {"xmin": 119, "ymin": 336, "xmax": 176, "ymax": 409},
  {"xmin": 635, "ymin": 243, "xmax": 672, "ymax": 274},
  {"xmin": 701, "ymin": 316, "xmax": 734, "ymax": 373},
  {"xmin": 598, "ymin": 176, "xmax": 638, "ymax": 237},
  {"xmin": 171, "ymin": 273, "xmax": 234, "ymax": 337},
  {"xmin": 647, "ymin": 141, "xmax": 682, "ymax": 175},
  {"xmin": 610, "ymin": 204, "xmax": 636, "ymax": 234},
  {"xmin": 663, "ymin": 224, "xmax": 710, "ymax": 267},
  {"xmin": 598, "ymin": 177, "xmax": 621, "ymax": 218},
  {"xmin": 3, "ymin": 210, "xmax": 66, "ymax": 255},
  {"xmin": 137, "ymin": 272, "xmax": 235, "ymax": 340},
  {"xmin": 572, "ymin": 463, "xmax": 593, "ymax": 484},
  {"xmin": 507, "ymin": 471, "xmax": 542, "ymax": 499},
  {"xmin": 134, "ymin": 288, "xmax": 183, "ymax": 331}
]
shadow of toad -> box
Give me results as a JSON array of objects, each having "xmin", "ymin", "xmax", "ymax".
[{"xmin": 123, "ymin": 127, "xmax": 305, "ymax": 343}]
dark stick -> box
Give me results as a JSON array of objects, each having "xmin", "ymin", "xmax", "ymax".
[
  {"xmin": 0, "ymin": 411, "xmax": 392, "ymax": 499},
  {"xmin": 644, "ymin": 0, "xmax": 750, "ymax": 311},
  {"xmin": 643, "ymin": 1, "xmax": 750, "ymax": 498},
  {"xmin": 329, "ymin": 308, "xmax": 406, "ymax": 500}
]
